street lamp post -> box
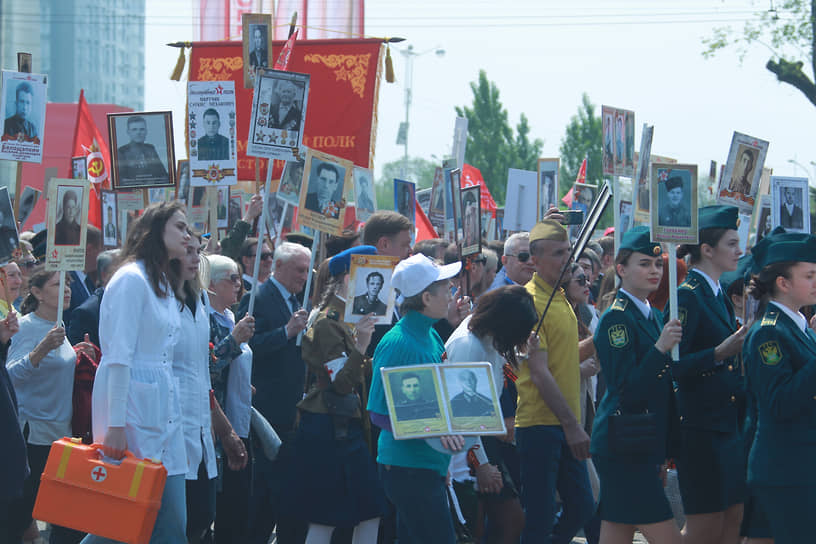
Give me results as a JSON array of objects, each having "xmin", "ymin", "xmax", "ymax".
[
  {"xmin": 399, "ymin": 45, "xmax": 445, "ymax": 178},
  {"xmin": 788, "ymin": 158, "xmax": 816, "ymax": 183}
]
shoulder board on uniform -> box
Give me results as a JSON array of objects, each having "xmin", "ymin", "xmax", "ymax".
[
  {"xmin": 327, "ymin": 308, "xmax": 340, "ymax": 321},
  {"xmin": 679, "ymin": 277, "xmax": 699, "ymax": 291},
  {"xmin": 610, "ymin": 295, "xmax": 629, "ymax": 312},
  {"xmin": 760, "ymin": 308, "xmax": 779, "ymax": 327}
]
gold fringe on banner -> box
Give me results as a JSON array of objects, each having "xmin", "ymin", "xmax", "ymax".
[
  {"xmin": 385, "ymin": 45, "xmax": 395, "ymax": 83},
  {"xmin": 169, "ymin": 42, "xmax": 191, "ymax": 81}
]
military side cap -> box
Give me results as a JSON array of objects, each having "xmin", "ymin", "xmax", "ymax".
[
  {"xmin": 749, "ymin": 227, "xmax": 811, "ymax": 274},
  {"xmin": 759, "ymin": 235, "xmax": 816, "ymax": 268},
  {"xmin": 699, "ymin": 205, "xmax": 739, "ymax": 231},
  {"xmin": 619, "ymin": 226, "xmax": 662, "ymax": 256},
  {"xmin": 30, "ymin": 229, "xmax": 47, "ymax": 261},
  {"xmin": 530, "ymin": 219, "xmax": 567, "ymax": 243},
  {"xmin": 665, "ymin": 176, "xmax": 683, "ymax": 191},
  {"xmin": 286, "ymin": 232, "xmax": 313, "ymax": 249},
  {"xmin": 328, "ymin": 245, "xmax": 377, "ymax": 276}
]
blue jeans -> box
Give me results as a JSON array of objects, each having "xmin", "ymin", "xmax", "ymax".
[
  {"xmin": 80, "ymin": 474, "xmax": 187, "ymax": 544},
  {"xmin": 378, "ymin": 464, "xmax": 456, "ymax": 544},
  {"xmin": 516, "ymin": 425, "xmax": 595, "ymax": 544}
]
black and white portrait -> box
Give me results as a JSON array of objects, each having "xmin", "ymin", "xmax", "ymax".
[
  {"xmin": 216, "ymin": 187, "xmax": 228, "ymax": 228},
  {"xmin": 54, "ymin": 186, "xmax": 83, "ymax": 246},
  {"xmin": 0, "ymin": 71, "xmax": 47, "ymax": 163},
  {"xmin": 717, "ymin": 132, "xmax": 769, "ymax": 213},
  {"xmin": 279, "ymin": 159, "xmax": 305, "ymax": 207},
  {"xmin": 537, "ymin": 158, "xmax": 559, "ymax": 220},
  {"xmin": 388, "ymin": 369, "xmax": 440, "ymax": 421},
  {"xmin": 108, "ymin": 111, "xmax": 175, "ymax": 189},
  {"xmin": 242, "ymin": 13, "xmax": 272, "ymax": 88},
  {"xmin": 443, "ymin": 367, "xmax": 495, "ymax": 418},
  {"xmin": 755, "ymin": 196, "xmax": 772, "ymax": 244},
  {"xmin": 0, "ymin": 188, "xmax": 19, "ymax": 264},
  {"xmin": 771, "ymin": 176, "xmax": 810, "ymax": 234},
  {"xmin": 248, "ymin": 24, "xmax": 269, "ymax": 71},
  {"xmin": 176, "ymin": 160, "xmax": 190, "ymax": 203},
  {"xmin": 602, "ymin": 107, "xmax": 614, "ymax": 175},
  {"xmin": 305, "ymin": 158, "xmax": 346, "ymax": 218},
  {"xmin": 727, "ymin": 146, "xmax": 756, "ymax": 196},
  {"xmin": 101, "ymin": 191, "xmax": 118, "ymax": 247},
  {"xmin": 17, "ymin": 186, "xmax": 39, "ymax": 229},
  {"xmin": 651, "ymin": 164, "xmax": 699, "ymax": 244},
  {"xmin": 394, "ymin": 179, "xmax": 415, "ymax": 224},
  {"xmin": 72, "ymin": 156, "xmax": 87, "ymax": 179},
  {"xmin": 264, "ymin": 191, "xmax": 285, "ymax": 240},
  {"xmin": 460, "ymin": 185, "xmax": 481, "ymax": 256},
  {"xmin": 351, "ymin": 269, "xmax": 389, "ymax": 316},
  {"xmin": 657, "ymin": 174, "xmax": 691, "ymax": 228},
  {"xmin": 619, "ymin": 200, "xmax": 633, "ymax": 236},
  {"xmin": 354, "ymin": 166, "xmax": 376, "ymax": 221},
  {"xmin": 248, "ymin": 70, "xmax": 310, "ymax": 161},
  {"xmin": 197, "ymin": 108, "xmax": 229, "ymax": 161}
]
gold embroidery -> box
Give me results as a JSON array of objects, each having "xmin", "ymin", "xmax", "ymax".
[
  {"xmin": 197, "ymin": 57, "xmax": 243, "ymax": 81},
  {"xmin": 303, "ymin": 53, "xmax": 371, "ymax": 98}
]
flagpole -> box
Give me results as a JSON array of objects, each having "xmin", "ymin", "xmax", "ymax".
[{"xmin": 247, "ymin": 164, "xmax": 273, "ymax": 317}]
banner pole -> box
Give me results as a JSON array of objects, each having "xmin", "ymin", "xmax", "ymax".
[
  {"xmin": 668, "ymin": 244, "xmax": 679, "ymax": 361},
  {"xmin": 296, "ymin": 232, "xmax": 319, "ymax": 347},
  {"xmin": 247, "ymin": 163, "xmax": 274, "ymax": 317},
  {"xmin": 56, "ymin": 271, "xmax": 65, "ymax": 327}
]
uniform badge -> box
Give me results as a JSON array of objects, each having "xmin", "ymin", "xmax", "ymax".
[
  {"xmin": 678, "ymin": 308, "xmax": 687, "ymax": 327},
  {"xmin": 758, "ymin": 341, "xmax": 782, "ymax": 366},
  {"xmin": 327, "ymin": 308, "xmax": 340, "ymax": 321},
  {"xmin": 653, "ymin": 246, "xmax": 661, "ymax": 255},
  {"xmin": 608, "ymin": 324, "xmax": 629, "ymax": 348}
]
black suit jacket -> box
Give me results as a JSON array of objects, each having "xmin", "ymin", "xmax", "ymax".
[
  {"xmin": 304, "ymin": 192, "xmax": 340, "ymax": 218},
  {"xmin": 268, "ymin": 103, "xmax": 301, "ymax": 131},
  {"xmin": 780, "ymin": 204, "xmax": 804, "ymax": 229},
  {"xmin": 62, "ymin": 271, "xmax": 94, "ymax": 329},
  {"xmin": 67, "ymin": 287, "xmax": 104, "ymax": 347},
  {"xmin": 0, "ymin": 341, "xmax": 28, "ymax": 499},
  {"xmin": 236, "ymin": 279, "xmax": 305, "ymax": 434}
]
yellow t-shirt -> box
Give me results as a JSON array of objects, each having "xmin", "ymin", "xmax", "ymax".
[
  {"xmin": 0, "ymin": 299, "xmax": 10, "ymax": 320},
  {"xmin": 515, "ymin": 273, "xmax": 581, "ymax": 428}
]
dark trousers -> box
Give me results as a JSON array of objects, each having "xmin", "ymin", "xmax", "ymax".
[
  {"xmin": 186, "ymin": 462, "xmax": 216, "ymax": 543},
  {"xmin": 755, "ymin": 484, "xmax": 816, "ymax": 544},
  {"xmin": 215, "ymin": 437, "xmax": 252, "ymax": 544},
  {"xmin": 378, "ymin": 464, "xmax": 456, "ymax": 544},
  {"xmin": 516, "ymin": 425, "xmax": 594, "ymax": 544},
  {"xmin": 0, "ymin": 497, "xmax": 25, "ymax": 544}
]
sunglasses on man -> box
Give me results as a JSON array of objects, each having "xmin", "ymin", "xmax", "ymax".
[{"xmin": 506, "ymin": 251, "xmax": 530, "ymax": 263}]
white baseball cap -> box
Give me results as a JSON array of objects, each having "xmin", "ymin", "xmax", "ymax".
[{"xmin": 391, "ymin": 254, "xmax": 462, "ymax": 297}]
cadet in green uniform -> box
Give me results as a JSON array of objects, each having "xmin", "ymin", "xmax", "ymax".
[
  {"xmin": 591, "ymin": 227, "xmax": 683, "ymax": 544},
  {"xmin": 672, "ymin": 205, "xmax": 748, "ymax": 544},
  {"xmin": 742, "ymin": 234, "xmax": 816, "ymax": 544},
  {"xmin": 281, "ymin": 245, "xmax": 387, "ymax": 544}
]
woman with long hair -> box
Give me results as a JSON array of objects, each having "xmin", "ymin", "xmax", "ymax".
[
  {"xmin": 81, "ymin": 201, "xmax": 192, "ymax": 543},
  {"xmin": 590, "ymin": 226, "xmax": 683, "ymax": 544},
  {"xmin": 672, "ymin": 206, "xmax": 748, "ymax": 544},
  {"xmin": 445, "ymin": 285, "xmax": 537, "ymax": 543}
]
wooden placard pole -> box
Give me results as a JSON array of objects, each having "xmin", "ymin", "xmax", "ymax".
[
  {"xmin": 56, "ymin": 271, "xmax": 66, "ymax": 327},
  {"xmin": 247, "ymin": 162, "xmax": 274, "ymax": 317},
  {"xmin": 612, "ymin": 175, "xmax": 621, "ymax": 287},
  {"xmin": 295, "ymin": 232, "xmax": 319, "ymax": 347},
  {"xmin": 667, "ymin": 244, "xmax": 679, "ymax": 361}
]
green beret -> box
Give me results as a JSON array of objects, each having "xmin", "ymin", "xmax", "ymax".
[
  {"xmin": 665, "ymin": 176, "xmax": 683, "ymax": 192},
  {"xmin": 530, "ymin": 219, "xmax": 567, "ymax": 243},
  {"xmin": 619, "ymin": 226, "xmax": 662, "ymax": 256},
  {"xmin": 759, "ymin": 234, "xmax": 816, "ymax": 268},
  {"xmin": 699, "ymin": 205, "xmax": 739, "ymax": 231}
]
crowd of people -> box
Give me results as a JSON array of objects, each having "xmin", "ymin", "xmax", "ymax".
[{"xmin": 1, "ymin": 196, "xmax": 814, "ymax": 544}]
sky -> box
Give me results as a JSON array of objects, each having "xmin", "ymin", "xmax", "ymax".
[{"xmin": 144, "ymin": 0, "xmax": 816, "ymax": 190}]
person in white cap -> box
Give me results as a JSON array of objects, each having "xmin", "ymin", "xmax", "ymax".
[{"xmin": 366, "ymin": 253, "xmax": 465, "ymax": 543}]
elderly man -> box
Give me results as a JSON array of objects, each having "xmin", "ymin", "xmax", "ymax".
[
  {"xmin": 516, "ymin": 219, "xmax": 595, "ymax": 544},
  {"xmin": 236, "ymin": 241, "xmax": 311, "ymax": 544},
  {"xmin": 489, "ymin": 232, "xmax": 536, "ymax": 291},
  {"xmin": 3, "ymin": 82, "xmax": 37, "ymax": 140},
  {"xmin": 268, "ymin": 80, "xmax": 301, "ymax": 131},
  {"xmin": 248, "ymin": 26, "xmax": 268, "ymax": 70}
]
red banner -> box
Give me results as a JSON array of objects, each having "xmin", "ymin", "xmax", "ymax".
[
  {"xmin": 461, "ymin": 163, "xmax": 497, "ymax": 215},
  {"xmin": 189, "ymin": 39, "xmax": 383, "ymax": 183}
]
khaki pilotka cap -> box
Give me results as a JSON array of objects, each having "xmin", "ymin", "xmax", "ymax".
[{"xmin": 529, "ymin": 219, "xmax": 568, "ymax": 243}]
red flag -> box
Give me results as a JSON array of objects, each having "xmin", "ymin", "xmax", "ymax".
[
  {"xmin": 461, "ymin": 164, "xmax": 497, "ymax": 215},
  {"xmin": 71, "ymin": 90, "xmax": 111, "ymax": 229},
  {"xmin": 273, "ymin": 30, "xmax": 298, "ymax": 70},
  {"xmin": 415, "ymin": 202, "xmax": 439, "ymax": 242},
  {"xmin": 561, "ymin": 158, "xmax": 587, "ymax": 208}
]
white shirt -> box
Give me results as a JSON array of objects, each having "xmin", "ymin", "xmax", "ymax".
[
  {"xmin": 770, "ymin": 300, "xmax": 808, "ymax": 333},
  {"xmin": 92, "ymin": 261, "xmax": 186, "ymax": 476},
  {"xmin": 619, "ymin": 288, "xmax": 652, "ymax": 319},
  {"xmin": 693, "ymin": 268, "xmax": 721, "ymax": 296},
  {"xmin": 173, "ymin": 296, "xmax": 217, "ymax": 480}
]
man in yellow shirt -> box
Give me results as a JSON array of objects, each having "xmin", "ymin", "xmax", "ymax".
[{"xmin": 516, "ymin": 219, "xmax": 594, "ymax": 543}]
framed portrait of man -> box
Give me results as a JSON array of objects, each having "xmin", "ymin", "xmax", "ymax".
[
  {"xmin": 188, "ymin": 81, "xmax": 238, "ymax": 186},
  {"xmin": 633, "ymin": 124, "xmax": 654, "ymax": 223},
  {"xmin": 619, "ymin": 200, "xmax": 633, "ymax": 237},
  {"xmin": 17, "ymin": 53, "xmax": 32, "ymax": 73},
  {"xmin": 100, "ymin": 190, "xmax": 118, "ymax": 248},
  {"xmin": 751, "ymin": 194, "xmax": 772, "ymax": 246},
  {"xmin": 247, "ymin": 69, "xmax": 310, "ymax": 162},
  {"xmin": 428, "ymin": 167, "xmax": 445, "ymax": 234},
  {"xmin": 344, "ymin": 254, "xmax": 399, "ymax": 325},
  {"xmin": 176, "ymin": 160, "xmax": 190, "ymax": 203},
  {"xmin": 264, "ymin": 190, "xmax": 285, "ymax": 242},
  {"xmin": 46, "ymin": 179, "xmax": 89, "ymax": 271},
  {"xmin": 394, "ymin": 179, "xmax": 416, "ymax": 225},
  {"xmin": 602, "ymin": 106, "xmax": 614, "ymax": 176},
  {"xmin": 771, "ymin": 176, "xmax": 809, "ymax": 234},
  {"xmin": 278, "ymin": 158, "xmax": 305, "ymax": 207},
  {"xmin": 537, "ymin": 158, "xmax": 559, "ymax": 220},
  {"xmin": 440, "ymin": 363, "xmax": 505, "ymax": 434},
  {"xmin": 0, "ymin": 188, "xmax": 19, "ymax": 266},
  {"xmin": 0, "ymin": 71, "xmax": 47, "ymax": 163},
  {"xmin": 381, "ymin": 365, "xmax": 448, "ymax": 439},
  {"xmin": 108, "ymin": 111, "xmax": 176, "ymax": 190},
  {"xmin": 71, "ymin": 156, "xmax": 87, "ymax": 179},
  {"xmin": 242, "ymin": 13, "xmax": 272, "ymax": 88},
  {"xmin": 353, "ymin": 166, "xmax": 376, "ymax": 222},
  {"xmin": 460, "ymin": 185, "xmax": 481, "ymax": 257},
  {"xmin": 624, "ymin": 110, "xmax": 636, "ymax": 177},
  {"xmin": 717, "ymin": 131, "xmax": 769, "ymax": 213},
  {"xmin": 297, "ymin": 148, "xmax": 352, "ymax": 235},
  {"xmin": 650, "ymin": 163, "xmax": 698, "ymax": 244}
]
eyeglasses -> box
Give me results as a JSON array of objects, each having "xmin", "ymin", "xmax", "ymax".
[
  {"xmin": 573, "ymin": 276, "xmax": 588, "ymax": 286},
  {"xmin": 507, "ymin": 251, "xmax": 531, "ymax": 263},
  {"xmin": 223, "ymin": 274, "xmax": 241, "ymax": 283},
  {"xmin": 20, "ymin": 260, "xmax": 37, "ymax": 270},
  {"xmin": 261, "ymin": 252, "xmax": 274, "ymax": 260}
]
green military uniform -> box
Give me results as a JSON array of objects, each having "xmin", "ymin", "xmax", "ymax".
[
  {"xmin": 743, "ymin": 235, "xmax": 816, "ymax": 543},
  {"xmin": 591, "ymin": 227, "xmax": 676, "ymax": 524}
]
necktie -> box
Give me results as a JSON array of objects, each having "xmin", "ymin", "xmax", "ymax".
[{"xmin": 289, "ymin": 293, "xmax": 300, "ymax": 314}]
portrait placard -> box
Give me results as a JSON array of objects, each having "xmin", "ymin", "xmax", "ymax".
[
  {"xmin": 602, "ymin": 106, "xmax": 614, "ymax": 176},
  {"xmin": 247, "ymin": 69, "xmax": 310, "ymax": 162},
  {"xmin": 101, "ymin": 190, "xmax": 118, "ymax": 248},
  {"xmin": 750, "ymin": 194, "xmax": 772, "ymax": 246},
  {"xmin": 17, "ymin": 186, "xmax": 39, "ymax": 229},
  {"xmin": 619, "ymin": 200, "xmax": 633, "ymax": 237},
  {"xmin": 1, "ymin": 71, "xmax": 47, "ymax": 163},
  {"xmin": 634, "ymin": 124, "xmax": 654, "ymax": 222},
  {"xmin": 188, "ymin": 81, "xmax": 238, "ymax": 186},
  {"xmin": 449, "ymin": 169, "xmax": 462, "ymax": 239},
  {"xmin": 46, "ymin": 179, "xmax": 89, "ymax": 271},
  {"xmin": 394, "ymin": 179, "xmax": 416, "ymax": 225},
  {"xmin": 186, "ymin": 186, "xmax": 209, "ymax": 232},
  {"xmin": 353, "ymin": 166, "xmax": 376, "ymax": 222},
  {"xmin": 382, "ymin": 365, "xmax": 448, "ymax": 439},
  {"xmin": 770, "ymin": 176, "xmax": 810, "ymax": 233},
  {"xmin": 214, "ymin": 186, "xmax": 229, "ymax": 228},
  {"xmin": 228, "ymin": 190, "xmax": 244, "ymax": 230},
  {"xmin": 176, "ymin": 160, "xmax": 190, "ymax": 203},
  {"xmin": 650, "ymin": 163, "xmax": 699, "ymax": 244},
  {"xmin": 537, "ymin": 158, "xmax": 559, "ymax": 220},
  {"xmin": 71, "ymin": 156, "xmax": 87, "ymax": 179},
  {"xmin": 344, "ymin": 254, "xmax": 399, "ymax": 325},
  {"xmin": 494, "ymin": 208, "xmax": 505, "ymax": 240},
  {"xmin": 277, "ymin": 158, "xmax": 303, "ymax": 207},
  {"xmin": 147, "ymin": 187, "xmax": 173, "ymax": 205},
  {"xmin": 242, "ymin": 13, "xmax": 272, "ymax": 88},
  {"xmin": 439, "ymin": 363, "xmax": 505, "ymax": 434},
  {"xmin": 460, "ymin": 185, "xmax": 481, "ymax": 257},
  {"xmin": 108, "ymin": 111, "xmax": 176, "ymax": 189},
  {"xmin": 17, "ymin": 53, "xmax": 32, "ymax": 73},
  {"xmin": 297, "ymin": 148, "xmax": 352, "ymax": 235},
  {"xmin": 504, "ymin": 169, "xmax": 537, "ymax": 232},
  {"xmin": 428, "ymin": 167, "xmax": 445, "ymax": 234},
  {"xmin": 264, "ymin": 190, "xmax": 286, "ymax": 241},
  {"xmin": 0, "ymin": 188, "xmax": 20, "ymax": 266},
  {"xmin": 717, "ymin": 131, "xmax": 769, "ymax": 213}
]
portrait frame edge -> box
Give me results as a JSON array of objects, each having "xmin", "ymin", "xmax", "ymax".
[{"xmin": 107, "ymin": 110, "xmax": 177, "ymax": 191}]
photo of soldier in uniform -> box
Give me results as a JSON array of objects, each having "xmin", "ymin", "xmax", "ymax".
[
  {"xmin": 108, "ymin": 112, "xmax": 175, "ymax": 189},
  {"xmin": 0, "ymin": 188, "xmax": 19, "ymax": 264},
  {"xmin": 351, "ymin": 271, "xmax": 388, "ymax": 316},
  {"xmin": 354, "ymin": 167, "xmax": 376, "ymax": 221},
  {"xmin": 448, "ymin": 369, "xmax": 495, "ymax": 418},
  {"xmin": 3, "ymin": 81, "xmax": 37, "ymax": 141},
  {"xmin": 197, "ymin": 108, "xmax": 229, "ymax": 161},
  {"xmin": 388, "ymin": 370, "xmax": 441, "ymax": 421},
  {"xmin": 0, "ymin": 71, "xmax": 47, "ymax": 163},
  {"xmin": 102, "ymin": 190, "xmax": 118, "ymax": 247},
  {"xmin": 651, "ymin": 164, "xmax": 698, "ymax": 244},
  {"xmin": 344, "ymin": 253, "xmax": 399, "ymax": 324},
  {"xmin": 304, "ymin": 159, "xmax": 345, "ymax": 219},
  {"xmin": 657, "ymin": 175, "xmax": 691, "ymax": 227},
  {"xmin": 242, "ymin": 13, "xmax": 272, "ymax": 88},
  {"xmin": 727, "ymin": 146, "xmax": 756, "ymax": 195},
  {"xmin": 771, "ymin": 176, "xmax": 810, "ymax": 234}
]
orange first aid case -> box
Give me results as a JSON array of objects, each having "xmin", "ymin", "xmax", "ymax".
[{"xmin": 33, "ymin": 437, "xmax": 167, "ymax": 544}]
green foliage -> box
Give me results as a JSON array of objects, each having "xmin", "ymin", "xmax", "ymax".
[
  {"xmin": 455, "ymin": 70, "xmax": 543, "ymax": 205},
  {"xmin": 558, "ymin": 93, "xmax": 605, "ymax": 198},
  {"xmin": 703, "ymin": 1, "xmax": 816, "ymax": 107},
  {"xmin": 374, "ymin": 156, "xmax": 437, "ymax": 210}
]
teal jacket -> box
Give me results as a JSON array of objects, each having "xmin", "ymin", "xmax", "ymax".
[
  {"xmin": 745, "ymin": 303, "xmax": 816, "ymax": 486},
  {"xmin": 591, "ymin": 291, "xmax": 675, "ymax": 463},
  {"xmin": 672, "ymin": 269, "xmax": 744, "ymax": 432}
]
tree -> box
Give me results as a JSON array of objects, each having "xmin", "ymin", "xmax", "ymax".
[
  {"xmin": 704, "ymin": 1, "xmax": 816, "ymax": 108},
  {"xmin": 374, "ymin": 156, "xmax": 437, "ymax": 210},
  {"xmin": 455, "ymin": 70, "xmax": 543, "ymax": 204},
  {"xmin": 558, "ymin": 93, "xmax": 604, "ymax": 199}
]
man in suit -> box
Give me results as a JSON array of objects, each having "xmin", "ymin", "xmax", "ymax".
[
  {"xmin": 304, "ymin": 162, "xmax": 342, "ymax": 218},
  {"xmin": 779, "ymin": 186, "xmax": 804, "ymax": 229},
  {"xmin": 352, "ymin": 271, "xmax": 387, "ymax": 316},
  {"xmin": 62, "ymin": 226, "xmax": 102, "ymax": 329},
  {"xmin": 236, "ymin": 241, "xmax": 311, "ymax": 544},
  {"xmin": 67, "ymin": 249, "xmax": 119, "ymax": 346},
  {"xmin": 248, "ymin": 26, "xmax": 268, "ymax": 70},
  {"xmin": 268, "ymin": 80, "xmax": 301, "ymax": 131},
  {"xmin": 104, "ymin": 206, "xmax": 116, "ymax": 242},
  {"xmin": 197, "ymin": 108, "xmax": 229, "ymax": 161},
  {"xmin": 116, "ymin": 116, "xmax": 168, "ymax": 185},
  {"xmin": 450, "ymin": 369, "xmax": 494, "ymax": 417},
  {"xmin": 3, "ymin": 82, "xmax": 37, "ymax": 141},
  {"xmin": 238, "ymin": 237, "xmax": 273, "ymax": 293},
  {"xmin": 54, "ymin": 189, "xmax": 81, "ymax": 246}
]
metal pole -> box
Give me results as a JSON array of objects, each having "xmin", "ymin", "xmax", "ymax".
[{"xmin": 668, "ymin": 244, "xmax": 679, "ymax": 361}]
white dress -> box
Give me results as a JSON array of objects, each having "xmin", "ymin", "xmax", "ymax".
[{"xmin": 91, "ymin": 261, "xmax": 186, "ymax": 476}]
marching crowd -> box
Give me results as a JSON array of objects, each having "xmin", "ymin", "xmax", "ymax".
[{"xmin": 1, "ymin": 196, "xmax": 815, "ymax": 544}]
